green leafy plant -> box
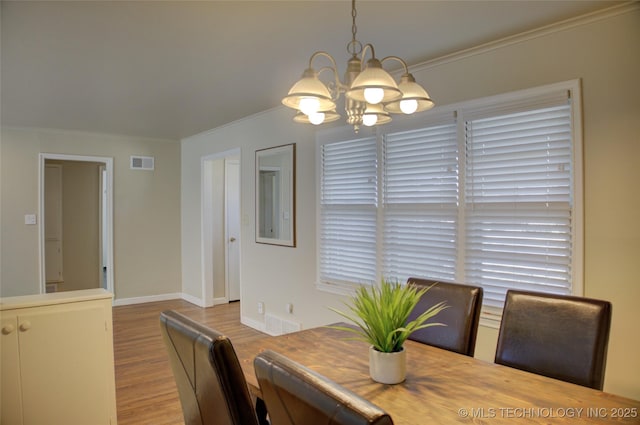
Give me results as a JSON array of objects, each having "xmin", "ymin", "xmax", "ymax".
[{"xmin": 329, "ymin": 279, "xmax": 448, "ymax": 353}]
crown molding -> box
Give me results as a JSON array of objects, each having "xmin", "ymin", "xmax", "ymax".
[{"xmin": 409, "ymin": 1, "xmax": 638, "ymax": 73}]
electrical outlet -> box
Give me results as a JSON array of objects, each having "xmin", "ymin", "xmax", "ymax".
[
  {"xmin": 286, "ymin": 303, "xmax": 293, "ymax": 314},
  {"xmin": 257, "ymin": 302, "xmax": 264, "ymax": 314}
]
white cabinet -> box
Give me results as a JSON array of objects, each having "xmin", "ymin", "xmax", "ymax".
[{"xmin": 1, "ymin": 289, "xmax": 117, "ymax": 425}]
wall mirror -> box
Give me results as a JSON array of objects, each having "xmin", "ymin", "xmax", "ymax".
[{"xmin": 255, "ymin": 143, "xmax": 296, "ymax": 247}]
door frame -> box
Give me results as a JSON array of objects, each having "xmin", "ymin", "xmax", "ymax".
[
  {"xmin": 201, "ymin": 148, "xmax": 241, "ymax": 306},
  {"xmin": 38, "ymin": 153, "xmax": 114, "ymax": 295}
]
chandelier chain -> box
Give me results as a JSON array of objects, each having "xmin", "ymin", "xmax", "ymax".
[
  {"xmin": 351, "ymin": 0, "xmax": 357, "ymax": 43},
  {"xmin": 347, "ymin": 0, "xmax": 362, "ymax": 57}
]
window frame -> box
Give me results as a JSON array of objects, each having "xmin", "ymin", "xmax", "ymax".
[{"xmin": 316, "ymin": 80, "xmax": 583, "ymax": 325}]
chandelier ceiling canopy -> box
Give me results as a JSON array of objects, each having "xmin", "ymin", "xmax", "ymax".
[{"xmin": 282, "ymin": 0, "xmax": 434, "ymax": 132}]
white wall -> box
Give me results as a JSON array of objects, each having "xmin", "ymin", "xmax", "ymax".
[
  {"xmin": 181, "ymin": 108, "xmax": 347, "ymax": 326},
  {"xmin": 0, "ymin": 127, "xmax": 182, "ymax": 300},
  {"xmin": 181, "ymin": 5, "xmax": 639, "ymax": 399}
]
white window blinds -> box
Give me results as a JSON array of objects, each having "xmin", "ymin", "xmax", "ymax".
[
  {"xmin": 317, "ymin": 81, "xmax": 580, "ymax": 321},
  {"xmin": 464, "ymin": 99, "xmax": 573, "ymax": 310},
  {"xmin": 382, "ymin": 121, "xmax": 458, "ymax": 283},
  {"xmin": 320, "ymin": 136, "xmax": 378, "ymax": 287}
]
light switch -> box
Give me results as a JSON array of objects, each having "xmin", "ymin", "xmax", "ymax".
[{"xmin": 25, "ymin": 214, "xmax": 37, "ymax": 225}]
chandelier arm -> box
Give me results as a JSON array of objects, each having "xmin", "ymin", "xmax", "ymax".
[
  {"xmin": 316, "ymin": 66, "xmax": 341, "ymax": 99},
  {"xmin": 380, "ymin": 56, "xmax": 409, "ymax": 74},
  {"xmin": 309, "ymin": 51, "xmax": 344, "ymax": 93},
  {"xmin": 316, "ymin": 66, "xmax": 336, "ymax": 75},
  {"xmin": 360, "ymin": 43, "xmax": 376, "ymax": 67}
]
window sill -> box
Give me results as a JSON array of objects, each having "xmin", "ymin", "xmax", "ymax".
[{"xmin": 315, "ymin": 280, "xmax": 358, "ymax": 297}]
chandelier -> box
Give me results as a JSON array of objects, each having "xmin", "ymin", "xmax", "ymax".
[{"xmin": 282, "ymin": 0, "xmax": 434, "ymax": 132}]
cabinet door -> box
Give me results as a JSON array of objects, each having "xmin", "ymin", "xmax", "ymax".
[
  {"xmin": 18, "ymin": 302, "xmax": 112, "ymax": 425},
  {"xmin": 1, "ymin": 314, "xmax": 24, "ymax": 425}
]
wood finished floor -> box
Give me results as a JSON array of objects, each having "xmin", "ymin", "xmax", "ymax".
[{"xmin": 113, "ymin": 299, "xmax": 267, "ymax": 425}]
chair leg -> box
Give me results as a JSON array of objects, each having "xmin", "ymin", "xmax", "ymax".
[{"xmin": 255, "ymin": 396, "xmax": 269, "ymax": 425}]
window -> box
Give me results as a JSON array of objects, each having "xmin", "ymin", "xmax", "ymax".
[
  {"xmin": 319, "ymin": 134, "xmax": 378, "ymax": 287},
  {"xmin": 382, "ymin": 120, "xmax": 459, "ymax": 282},
  {"xmin": 464, "ymin": 96, "xmax": 575, "ymax": 318},
  {"xmin": 317, "ymin": 81, "xmax": 582, "ymax": 323}
]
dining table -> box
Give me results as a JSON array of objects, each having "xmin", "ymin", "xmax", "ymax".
[{"xmin": 234, "ymin": 323, "xmax": 640, "ymax": 424}]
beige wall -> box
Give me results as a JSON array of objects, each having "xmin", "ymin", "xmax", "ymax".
[
  {"xmin": 0, "ymin": 128, "xmax": 182, "ymax": 300},
  {"xmin": 181, "ymin": 5, "xmax": 639, "ymax": 399},
  {"xmin": 408, "ymin": 6, "xmax": 640, "ymax": 399}
]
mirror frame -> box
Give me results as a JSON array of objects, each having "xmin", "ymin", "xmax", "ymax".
[{"xmin": 255, "ymin": 143, "xmax": 296, "ymax": 247}]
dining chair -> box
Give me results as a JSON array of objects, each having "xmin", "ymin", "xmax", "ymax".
[
  {"xmin": 495, "ymin": 290, "xmax": 612, "ymax": 390},
  {"xmin": 254, "ymin": 349, "xmax": 394, "ymax": 425},
  {"xmin": 159, "ymin": 310, "xmax": 265, "ymax": 425},
  {"xmin": 406, "ymin": 278, "xmax": 483, "ymax": 356}
]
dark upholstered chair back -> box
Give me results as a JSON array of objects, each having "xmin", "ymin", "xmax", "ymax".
[
  {"xmin": 160, "ymin": 310, "xmax": 259, "ymax": 425},
  {"xmin": 254, "ymin": 350, "xmax": 394, "ymax": 425},
  {"xmin": 495, "ymin": 290, "xmax": 612, "ymax": 390},
  {"xmin": 406, "ymin": 278, "xmax": 483, "ymax": 356}
]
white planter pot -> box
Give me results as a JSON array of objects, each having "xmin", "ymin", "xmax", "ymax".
[{"xmin": 369, "ymin": 346, "xmax": 406, "ymax": 384}]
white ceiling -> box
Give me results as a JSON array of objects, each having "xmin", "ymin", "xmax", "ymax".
[{"xmin": 1, "ymin": 1, "xmax": 622, "ymax": 141}]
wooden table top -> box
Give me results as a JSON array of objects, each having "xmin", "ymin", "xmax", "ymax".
[{"xmin": 234, "ymin": 324, "xmax": 639, "ymax": 425}]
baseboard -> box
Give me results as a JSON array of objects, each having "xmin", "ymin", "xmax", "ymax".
[
  {"xmin": 113, "ymin": 293, "xmax": 268, "ymax": 335},
  {"xmin": 180, "ymin": 292, "xmax": 208, "ymax": 307},
  {"xmin": 113, "ymin": 292, "xmax": 235, "ymax": 307},
  {"xmin": 112, "ymin": 292, "xmax": 182, "ymax": 306},
  {"xmin": 241, "ymin": 315, "xmax": 266, "ymax": 333}
]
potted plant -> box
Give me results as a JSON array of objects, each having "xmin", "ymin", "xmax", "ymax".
[{"xmin": 329, "ymin": 279, "xmax": 447, "ymax": 384}]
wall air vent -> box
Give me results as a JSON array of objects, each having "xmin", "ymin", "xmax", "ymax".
[
  {"xmin": 130, "ymin": 156, "xmax": 154, "ymax": 170},
  {"xmin": 265, "ymin": 313, "xmax": 282, "ymax": 336},
  {"xmin": 265, "ymin": 313, "xmax": 302, "ymax": 336}
]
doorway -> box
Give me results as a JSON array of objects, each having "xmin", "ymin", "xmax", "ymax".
[
  {"xmin": 39, "ymin": 154, "xmax": 114, "ymax": 295},
  {"xmin": 201, "ymin": 149, "xmax": 241, "ymax": 305},
  {"xmin": 225, "ymin": 158, "xmax": 241, "ymax": 301}
]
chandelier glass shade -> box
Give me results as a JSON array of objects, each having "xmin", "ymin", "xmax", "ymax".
[
  {"xmin": 383, "ymin": 73, "xmax": 435, "ymax": 114},
  {"xmin": 346, "ymin": 58, "xmax": 403, "ymax": 105},
  {"xmin": 281, "ymin": 68, "xmax": 336, "ymax": 115},
  {"xmin": 293, "ymin": 110, "xmax": 341, "ymax": 125},
  {"xmin": 282, "ymin": 0, "xmax": 434, "ymax": 132}
]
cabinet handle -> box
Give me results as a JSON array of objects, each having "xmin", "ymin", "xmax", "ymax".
[
  {"xmin": 19, "ymin": 321, "xmax": 32, "ymax": 332},
  {"xmin": 2, "ymin": 324, "xmax": 15, "ymax": 335}
]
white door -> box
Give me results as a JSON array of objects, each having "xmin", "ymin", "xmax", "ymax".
[
  {"xmin": 100, "ymin": 167, "xmax": 108, "ymax": 289},
  {"xmin": 44, "ymin": 164, "xmax": 63, "ymax": 285},
  {"xmin": 225, "ymin": 159, "xmax": 241, "ymax": 301}
]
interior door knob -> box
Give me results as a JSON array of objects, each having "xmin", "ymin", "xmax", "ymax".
[
  {"xmin": 2, "ymin": 324, "xmax": 15, "ymax": 335},
  {"xmin": 229, "ymin": 237, "xmax": 237, "ymax": 242},
  {"xmin": 19, "ymin": 321, "xmax": 32, "ymax": 332}
]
